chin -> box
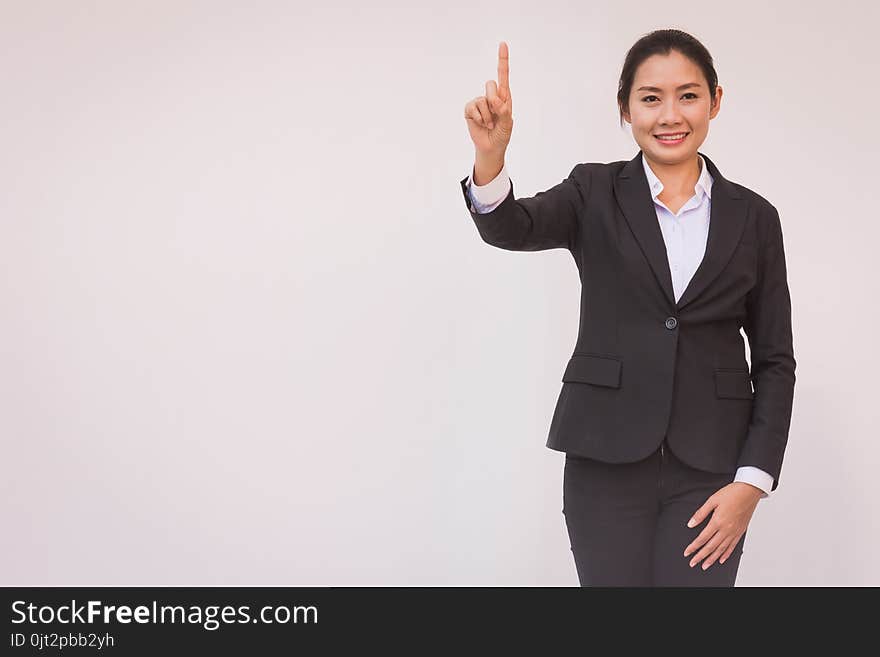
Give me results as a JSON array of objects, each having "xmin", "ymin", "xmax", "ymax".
[{"xmin": 644, "ymin": 142, "xmax": 696, "ymax": 159}]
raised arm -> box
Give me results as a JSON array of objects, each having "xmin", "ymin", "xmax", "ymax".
[
  {"xmin": 459, "ymin": 164, "xmax": 587, "ymax": 252},
  {"xmin": 460, "ymin": 42, "xmax": 587, "ymax": 252}
]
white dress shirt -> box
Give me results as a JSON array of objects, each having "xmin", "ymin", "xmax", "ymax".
[{"xmin": 465, "ymin": 156, "xmax": 773, "ymax": 498}]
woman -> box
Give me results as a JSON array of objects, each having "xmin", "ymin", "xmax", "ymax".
[{"xmin": 459, "ymin": 30, "xmax": 796, "ymax": 586}]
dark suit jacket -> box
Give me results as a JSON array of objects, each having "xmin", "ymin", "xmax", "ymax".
[{"xmin": 459, "ymin": 150, "xmax": 796, "ymax": 491}]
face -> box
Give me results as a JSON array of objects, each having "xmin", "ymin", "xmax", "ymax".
[{"xmin": 622, "ymin": 49, "xmax": 722, "ymax": 166}]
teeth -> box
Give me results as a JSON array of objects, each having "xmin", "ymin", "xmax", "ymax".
[{"xmin": 657, "ymin": 133, "xmax": 687, "ymax": 140}]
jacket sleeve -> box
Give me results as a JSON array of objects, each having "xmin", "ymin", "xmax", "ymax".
[
  {"xmin": 738, "ymin": 204, "xmax": 796, "ymax": 492},
  {"xmin": 459, "ymin": 163, "xmax": 588, "ymax": 252}
]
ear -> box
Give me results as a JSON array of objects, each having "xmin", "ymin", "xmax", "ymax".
[{"xmin": 709, "ymin": 85, "xmax": 723, "ymax": 119}]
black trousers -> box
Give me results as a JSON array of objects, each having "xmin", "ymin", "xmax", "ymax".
[{"xmin": 562, "ymin": 436, "xmax": 749, "ymax": 587}]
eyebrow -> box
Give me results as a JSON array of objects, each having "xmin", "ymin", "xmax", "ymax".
[{"xmin": 637, "ymin": 82, "xmax": 702, "ymax": 92}]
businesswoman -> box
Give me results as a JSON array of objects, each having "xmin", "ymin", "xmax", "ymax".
[{"xmin": 459, "ymin": 29, "xmax": 796, "ymax": 586}]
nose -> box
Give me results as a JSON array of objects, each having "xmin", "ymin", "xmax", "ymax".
[{"xmin": 658, "ymin": 101, "xmax": 684, "ymax": 127}]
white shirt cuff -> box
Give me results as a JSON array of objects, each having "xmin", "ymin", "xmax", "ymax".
[
  {"xmin": 466, "ymin": 163, "xmax": 511, "ymax": 213},
  {"xmin": 734, "ymin": 466, "xmax": 773, "ymax": 498}
]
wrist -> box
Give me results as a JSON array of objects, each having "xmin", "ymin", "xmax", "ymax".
[
  {"xmin": 473, "ymin": 150, "xmax": 505, "ymax": 185},
  {"xmin": 735, "ymin": 481, "xmax": 765, "ymax": 498}
]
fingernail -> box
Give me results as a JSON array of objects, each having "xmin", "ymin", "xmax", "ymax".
[
  {"xmin": 702, "ymin": 563, "xmax": 709, "ymax": 570},
  {"xmin": 687, "ymin": 518, "xmax": 695, "ymax": 527},
  {"xmin": 689, "ymin": 561, "xmax": 695, "ymax": 568}
]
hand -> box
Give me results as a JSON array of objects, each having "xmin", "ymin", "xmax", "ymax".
[
  {"xmin": 463, "ymin": 41, "xmax": 514, "ymax": 157},
  {"xmin": 682, "ymin": 482, "xmax": 762, "ymax": 570}
]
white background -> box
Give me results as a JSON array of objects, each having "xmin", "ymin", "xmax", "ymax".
[{"xmin": 1, "ymin": 0, "xmax": 877, "ymax": 585}]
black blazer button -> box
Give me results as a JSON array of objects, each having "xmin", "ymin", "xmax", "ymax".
[{"xmin": 665, "ymin": 317, "xmax": 678, "ymax": 330}]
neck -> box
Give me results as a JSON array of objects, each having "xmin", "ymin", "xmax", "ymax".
[{"xmin": 644, "ymin": 153, "xmax": 702, "ymax": 197}]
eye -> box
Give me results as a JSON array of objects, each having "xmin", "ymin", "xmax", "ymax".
[{"xmin": 641, "ymin": 92, "xmax": 699, "ymax": 102}]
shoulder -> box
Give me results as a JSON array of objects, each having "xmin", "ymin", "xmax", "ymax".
[
  {"xmin": 730, "ymin": 181, "xmax": 784, "ymax": 233},
  {"xmin": 731, "ymin": 181, "xmax": 778, "ymax": 217},
  {"xmin": 725, "ymin": 181, "xmax": 788, "ymax": 252},
  {"xmin": 565, "ymin": 160, "xmax": 629, "ymax": 196},
  {"xmin": 571, "ymin": 160, "xmax": 630, "ymax": 178}
]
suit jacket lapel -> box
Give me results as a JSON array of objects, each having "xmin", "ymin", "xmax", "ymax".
[{"xmin": 613, "ymin": 150, "xmax": 746, "ymax": 312}]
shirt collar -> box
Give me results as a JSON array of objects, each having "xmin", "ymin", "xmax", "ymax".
[{"xmin": 641, "ymin": 152, "xmax": 713, "ymax": 201}]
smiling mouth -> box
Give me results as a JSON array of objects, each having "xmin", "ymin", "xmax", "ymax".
[{"xmin": 654, "ymin": 132, "xmax": 689, "ymax": 142}]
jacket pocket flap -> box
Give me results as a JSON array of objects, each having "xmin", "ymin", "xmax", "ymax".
[
  {"xmin": 715, "ymin": 369, "xmax": 753, "ymax": 399},
  {"xmin": 562, "ymin": 354, "xmax": 621, "ymax": 388}
]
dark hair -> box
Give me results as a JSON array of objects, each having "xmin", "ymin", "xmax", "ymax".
[{"xmin": 617, "ymin": 29, "xmax": 718, "ymax": 128}]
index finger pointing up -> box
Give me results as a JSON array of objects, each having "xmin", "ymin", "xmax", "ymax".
[{"xmin": 497, "ymin": 41, "xmax": 510, "ymax": 93}]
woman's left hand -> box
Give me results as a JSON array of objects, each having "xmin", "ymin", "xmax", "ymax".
[{"xmin": 682, "ymin": 482, "xmax": 763, "ymax": 570}]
